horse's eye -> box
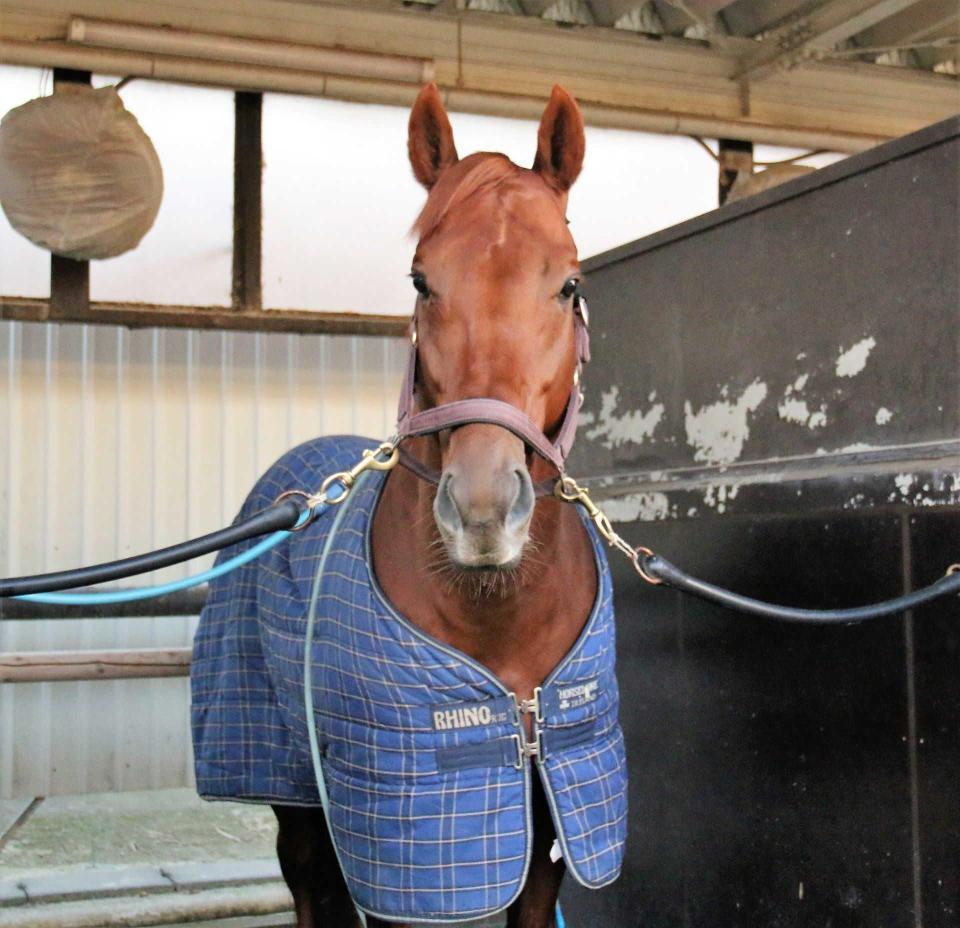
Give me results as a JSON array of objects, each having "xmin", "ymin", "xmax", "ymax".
[
  {"xmin": 411, "ymin": 273, "xmax": 430, "ymax": 298},
  {"xmin": 559, "ymin": 277, "xmax": 580, "ymax": 301}
]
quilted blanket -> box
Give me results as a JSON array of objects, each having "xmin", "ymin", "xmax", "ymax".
[{"xmin": 191, "ymin": 435, "xmax": 627, "ymax": 923}]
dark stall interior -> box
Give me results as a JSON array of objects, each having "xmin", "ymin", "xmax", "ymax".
[{"xmin": 562, "ymin": 117, "xmax": 959, "ymax": 928}]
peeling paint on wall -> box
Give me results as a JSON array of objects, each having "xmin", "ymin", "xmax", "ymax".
[
  {"xmin": 845, "ymin": 470, "xmax": 960, "ymax": 511},
  {"xmin": 684, "ymin": 380, "xmax": 768, "ymax": 465},
  {"xmin": 777, "ymin": 372, "xmax": 828, "ymax": 430},
  {"xmin": 844, "ymin": 492, "xmax": 867, "ymax": 510},
  {"xmin": 703, "ymin": 483, "xmax": 739, "ymax": 514},
  {"xmin": 584, "ymin": 385, "xmax": 665, "ymax": 449},
  {"xmin": 603, "ymin": 491, "xmax": 672, "ymax": 522},
  {"xmin": 778, "ymin": 397, "xmax": 828, "ymax": 429},
  {"xmin": 894, "ymin": 473, "xmax": 915, "ymax": 497},
  {"xmin": 835, "ymin": 337, "xmax": 876, "ymax": 378},
  {"xmin": 779, "ymin": 397, "xmax": 811, "ymax": 424},
  {"xmin": 887, "ymin": 471, "xmax": 960, "ymax": 508}
]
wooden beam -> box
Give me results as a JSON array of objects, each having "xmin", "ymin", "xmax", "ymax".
[
  {"xmin": 49, "ymin": 67, "xmax": 91, "ymax": 317},
  {"xmin": 734, "ymin": 0, "xmax": 927, "ymax": 80},
  {"xmin": 0, "ymin": 647, "xmax": 192, "ymax": 682},
  {"xmin": 50, "ymin": 253, "xmax": 90, "ymax": 316},
  {"xmin": 232, "ymin": 91, "xmax": 263, "ymax": 311},
  {"xmin": 0, "ymin": 296, "xmax": 410, "ymax": 337},
  {"xmin": 0, "ymin": 586, "xmax": 208, "ymax": 619}
]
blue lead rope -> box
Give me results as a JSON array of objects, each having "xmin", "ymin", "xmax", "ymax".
[{"xmin": 304, "ymin": 476, "xmax": 368, "ymax": 928}]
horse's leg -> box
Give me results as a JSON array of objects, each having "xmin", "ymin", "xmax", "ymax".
[
  {"xmin": 506, "ymin": 775, "xmax": 565, "ymax": 928},
  {"xmin": 273, "ymin": 805, "xmax": 361, "ymax": 928}
]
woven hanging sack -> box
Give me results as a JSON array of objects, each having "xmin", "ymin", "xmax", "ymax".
[{"xmin": 0, "ymin": 84, "xmax": 163, "ymax": 260}]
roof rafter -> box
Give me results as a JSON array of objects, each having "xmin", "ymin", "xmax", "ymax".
[
  {"xmin": 586, "ymin": 1, "xmax": 646, "ymax": 28},
  {"xmin": 853, "ymin": 0, "xmax": 959, "ymax": 50},
  {"xmin": 735, "ymin": 0, "xmax": 927, "ymax": 80},
  {"xmin": 1, "ymin": 0, "xmax": 955, "ymax": 150}
]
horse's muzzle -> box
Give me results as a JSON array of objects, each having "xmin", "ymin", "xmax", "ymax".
[{"xmin": 434, "ymin": 465, "xmax": 535, "ymax": 569}]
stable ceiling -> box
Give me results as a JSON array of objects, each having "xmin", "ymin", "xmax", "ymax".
[{"xmin": 1, "ymin": 0, "xmax": 957, "ymax": 151}]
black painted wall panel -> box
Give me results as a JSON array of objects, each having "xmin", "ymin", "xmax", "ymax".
[
  {"xmin": 562, "ymin": 118, "xmax": 960, "ymax": 926},
  {"xmin": 573, "ymin": 118, "xmax": 960, "ymax": 480},
  {"xmin": 911, "ymin": 511, "xmax": 960, "ymax": 926}
]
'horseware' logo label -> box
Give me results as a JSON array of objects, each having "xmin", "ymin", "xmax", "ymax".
[
  {"xmin": 432, "ymin": 703, "xmax": 511, "ymax": 731},
  {"xmin": 557, "ymin": 679, "xmax": 599, "ymax": 710}
]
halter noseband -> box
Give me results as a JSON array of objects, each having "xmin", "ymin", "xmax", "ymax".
[{"xmin": 394, "ymin": 297, "xmax": 591, "ymax": 491}]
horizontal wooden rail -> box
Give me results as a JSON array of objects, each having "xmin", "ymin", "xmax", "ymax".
[
  {"xmin": 1, "ymin": 587, "xmax": 208, "ymax": 620},
  {"xmin": 0, "ymin": 647, "xmax": 191, "ymax": 683},
  {"xmin": 0, "ymin": 296, "xmax": 410, "ymax": 337}
]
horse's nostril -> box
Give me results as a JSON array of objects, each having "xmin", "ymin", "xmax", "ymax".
[
  {"xmin": 436, "ymin": 466, "xmax": 534, "ymax": 541},
  {"xmin": 506, "ymin": 468, "xmax": 535, "ymax": 531},
  {"xmin": 434, "ymin": 472, "xmax": 463, "ymax": 535}
]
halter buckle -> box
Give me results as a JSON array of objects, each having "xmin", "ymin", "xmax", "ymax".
[{"xmin": 575, "ymin": 296, "xmax": 590, "ymax": 327}]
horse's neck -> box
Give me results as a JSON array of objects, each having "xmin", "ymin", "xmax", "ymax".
[{"xmin": 370, "ymin": 463, "xmax": 597, "ymax": 702}]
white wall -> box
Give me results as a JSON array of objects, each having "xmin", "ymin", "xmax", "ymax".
[{"xmin": 0, "ymin": 322, "xmax": 406, "ymax": 798}]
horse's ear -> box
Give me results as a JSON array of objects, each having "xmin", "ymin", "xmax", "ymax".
[
  {"xmin": 533, "ymin": 85, "xmax": 585, "ymax": 193},
  {"xmin": 408, "ymin": 83, "xmax": 459, "ymax": 190}
]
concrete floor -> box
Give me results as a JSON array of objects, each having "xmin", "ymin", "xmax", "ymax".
[
  {"xmin": 0, "ymin": 790, "xmax": 508, "ymax": 927},
  {"xmin": 0, "ymin": 790, "xmax": 293, "ymax": 926},
  {"xmin": 1, "ymin": 789, "xmax": 279, "ymax": 877}
]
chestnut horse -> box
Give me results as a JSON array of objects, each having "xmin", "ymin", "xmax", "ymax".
[{"xmin": 273, "ymin": 84, "xmax": 597, "ymax": 928}]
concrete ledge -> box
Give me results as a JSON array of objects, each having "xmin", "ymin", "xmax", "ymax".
[
  {"xmin": 0, "ymin": 880, "xmax": 29, "ymax": 905},
  {"xmin": 161, "ymin": 859, "xmax": 282, "ymax": 892},
  {"xmin": 0, "ymin": 882, "xmax": 294, "ymax": 928},
  {"xmin": 0, "ymin": 858, "xmax": 284, "ymax": 908},
  {"xmin": 13, "ymin": 865, "xmax": 175, "ymax": 905}
]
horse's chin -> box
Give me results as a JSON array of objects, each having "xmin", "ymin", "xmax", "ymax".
[
  {"xmin": 453, "ymin": 553, "xmax": 523, "ymax": 573},
  {"xmin": 434, "ymin": 528, "xmax": 529, "ymax": 598},
  {"xmin": 445, "ymin": 560, "xmax": 524, "ymax": 601},
  {"xmin": 445, "ymin": 541, "xmax": 524, "ymax": 573},
  {"xmin": 440, "ymin": 530, "xmax": 527, "ymax": 573}
]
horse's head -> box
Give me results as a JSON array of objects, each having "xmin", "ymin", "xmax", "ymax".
[{"xmin": 407, "ymin": 83, "xmax": 586, "ymax": 573}]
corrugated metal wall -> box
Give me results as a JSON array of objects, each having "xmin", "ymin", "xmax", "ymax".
[{"xmin": 0, "ymin": 320, "xmax": 407, "ymax": 798}]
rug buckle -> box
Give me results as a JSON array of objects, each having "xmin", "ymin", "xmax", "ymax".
[{"xmin": 511, "ymin": 730, "xmax": 544, "ymax": 769}]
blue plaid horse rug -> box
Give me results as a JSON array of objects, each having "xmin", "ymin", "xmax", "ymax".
[{"xmin": 191, "ymin": 435, "xmax": 627, "ymax": 924}]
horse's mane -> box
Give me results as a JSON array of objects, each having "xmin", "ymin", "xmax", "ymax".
[{"xmin": 413, "ymin": 153, "xmax": 520, "ymax": 241}]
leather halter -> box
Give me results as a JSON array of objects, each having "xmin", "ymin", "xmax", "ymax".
[{"xmin": 394, "ymin": 297, "xmax": 591, "ymax": 492}]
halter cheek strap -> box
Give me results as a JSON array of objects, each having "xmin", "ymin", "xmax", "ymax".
[{"xmin": 394, "ymin": 298, "xmax": 591, "ymax": 487}]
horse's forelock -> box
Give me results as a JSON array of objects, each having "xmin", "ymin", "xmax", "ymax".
[{"xmin": 412, "ymin": 154, "xmax": 520, "ymax": 241}]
